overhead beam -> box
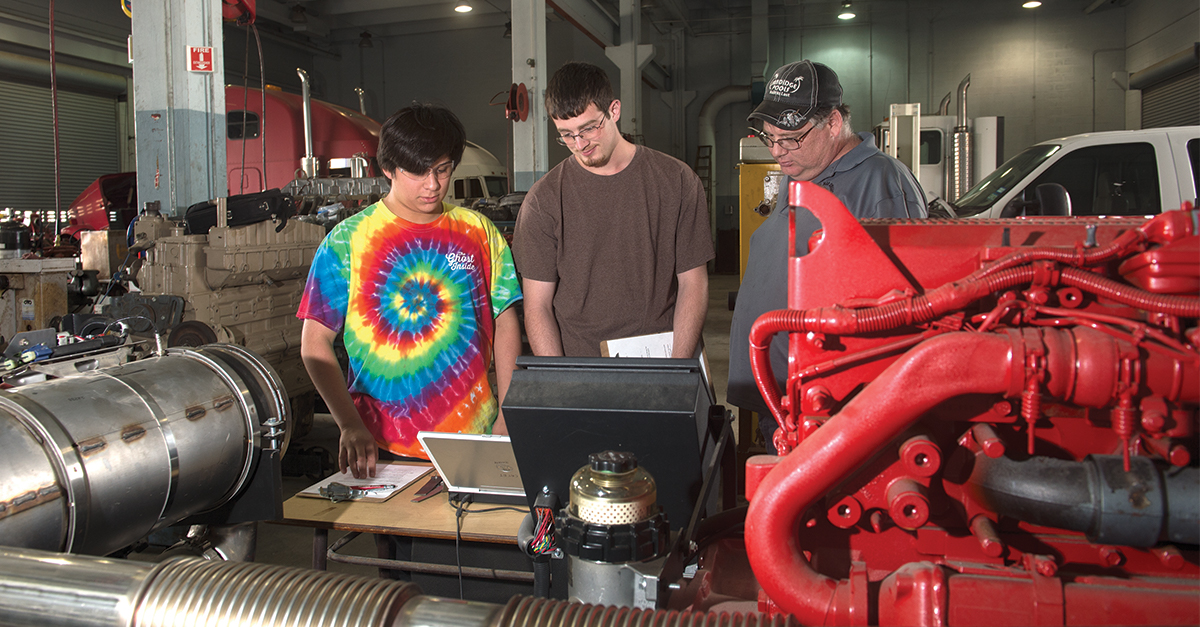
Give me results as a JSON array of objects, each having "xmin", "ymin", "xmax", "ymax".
[{"xmin": 545, "ymin": 0, "xmax": 616, "ymax": 48}]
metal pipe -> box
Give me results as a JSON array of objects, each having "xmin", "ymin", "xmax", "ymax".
[
  {"xmin": 0, "ymin": 546, "xmax": 417, "ymax": 627},
  {"xmin": 937, "ymin": 92, "xmax": 951, "ymax": 116},
  {"xmin": 0, "ymin": 548, "xmax": 802, "ymax": 627},
  {"xmin": 355, "ymin": 87, "xmax": 367, "ymax": 115},
  {"xmin": 951, "ymin": 74, "xmax": 972, "ymax": 200},
  {"xmin": 956, "ymin": 74, "xmax": 971, "ymax": 127},
  {"xmin": 0, "ymin": 344, "xmax": 289, "ymax": 556},
  {"xmin": 327, "ymin": 531, "xmax": 534, "ymax": 582},
  {"xmin": 297, "ymin": 67, "xmax": 319, "ymax": 179}
]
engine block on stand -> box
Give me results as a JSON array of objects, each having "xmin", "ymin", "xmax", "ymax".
[
  {"xmin": 740, "ymin": 182, "xmax": 1198, "ymax": 626},
  {"xmin": 122, "ymin": 213, "xmax": 325, "ymax": 429}
]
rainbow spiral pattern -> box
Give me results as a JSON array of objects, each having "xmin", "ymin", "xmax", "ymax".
[{"xmin": 299, "ymin": 201, "xmax": 521, "ymax": 458}]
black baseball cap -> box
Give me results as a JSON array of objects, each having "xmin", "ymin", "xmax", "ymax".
[{"xmin": 748, "ymin": 60, "xmax": 843, "ymax": 131}]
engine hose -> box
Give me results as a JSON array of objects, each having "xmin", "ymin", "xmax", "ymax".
[
  {"xmin": 1061, "ymin": 266, "xmax": 1200, "ymax": 317},
  {"xmin": 745, "ymin": 326, "xmax": 1194, "ymax": 623},
  {"xmin": 746, "ymin": 331, "xmax": 1023, "ymax": 624},
  {"xmin": 967, "ymin": 453, "xmax": 1200, "ymax": 547},
  {"xmin": 973, "ymin": 208, "xmax": 1199, "ymax": 279},
  {"xmin": 748, "ymin": 266, "xmax": 1035, "ymax": 421}
]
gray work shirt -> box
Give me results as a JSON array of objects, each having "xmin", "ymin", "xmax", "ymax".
[{"xmin": 726, "ymin": 132, "xmax": 927, "ymax": 438}]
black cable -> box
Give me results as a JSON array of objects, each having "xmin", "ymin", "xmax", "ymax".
[
  {"xmin": 92, "ymin": 246, "xmax": 139, "ymax": 313},
  {"xmin": 252, "ymin": 24, "xmax": 266, "ymax": 191},
  {"xmin": 450, "ymin": 495, "xmax": 526, "ymax": 599},
  {"xmin": 238, "ymin": 22, "xmax": 251, "ymax": 194},
  {"xmin": 452, "ymin": 494, "xmax": 469, "ymax": 599}
]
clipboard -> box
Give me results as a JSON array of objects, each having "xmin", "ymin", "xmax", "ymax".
[{"xmin": 297, "ymin": 462, "xmax": 432, "ymax": 503}]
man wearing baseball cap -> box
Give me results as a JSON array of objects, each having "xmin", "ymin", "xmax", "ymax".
[{"xmin": 727, "ymin": 60, "xmax": 927, "ymax": 452}]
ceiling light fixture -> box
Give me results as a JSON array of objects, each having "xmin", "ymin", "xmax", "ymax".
[
  {"xmin": 1022, "ymin": 0, "xmax": 1042, "ymax": 6},
  {"xmin": 503, "ymin": 20, "xmax": 512, "ymax": 38},
  {"xmin": 838, "ymin": 1, "xmax": 856, "ymax": 20},
  {"xmin": 454, "ymin": 1, "xmax": 473, "ymax": 13},
  {"xmin": 359, "ymin": 31, "xmax": 373, "ymax": 48},
  {"xmin": 289, "ymin": 4, "xmax": 307, "ymax": 23}
]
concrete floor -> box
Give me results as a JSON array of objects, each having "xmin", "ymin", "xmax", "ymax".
[{"xmin": 253, "ymin": 272, "xmax": 743, "ymax": 587}]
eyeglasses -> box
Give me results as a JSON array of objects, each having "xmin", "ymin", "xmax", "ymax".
[
  {"xmin": 750, "ymin": 124, "xmax": 818, "ymax": 151},
  {"xmin": 556, "ymin": 114, "xmax": 608, "ymax": 146},
  {"xmin": 400, "ymin": 161, "xmax": 455, "ymax": 182}
]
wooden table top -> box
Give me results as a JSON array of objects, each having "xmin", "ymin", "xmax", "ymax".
[{"xmin": 276, "ymin": 462, "xmax": 528, "ymax": 545}]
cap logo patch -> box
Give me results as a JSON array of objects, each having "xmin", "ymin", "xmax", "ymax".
[
  {"xmin": 766, "ymin": 77, "xmax": 804, "ymax": 99},
  {"xmin": 777, "ymin": 110, "xmax": 804, "ymax": 128}
]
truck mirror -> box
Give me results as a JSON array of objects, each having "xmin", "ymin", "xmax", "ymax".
[
  {"xmin": 999, "ymin": 197, "xmax": 1026, "ymax": 218},
  {"xmin": 1034, "ymin": 183, "xmax": 1071, "ymax": 216}
]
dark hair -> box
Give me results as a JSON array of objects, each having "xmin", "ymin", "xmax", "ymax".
[
  {"xmin": 545, "ymin": 62, "xmax": 614, "ymax": 120},
  {"xmin": 376, "ymin": 102, "xmax": 466, "ymax": 175}
]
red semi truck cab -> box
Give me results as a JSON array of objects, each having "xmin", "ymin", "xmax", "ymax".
[{"xmin": 226, "ymin": 85, "xmax": 381, "ymax": 194}]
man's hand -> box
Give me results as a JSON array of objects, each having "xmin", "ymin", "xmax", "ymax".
[{"xmin": 339, "ymin": 420, "xmax": 378, "ymax": 479}]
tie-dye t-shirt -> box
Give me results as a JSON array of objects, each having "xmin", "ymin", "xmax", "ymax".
[{"xmin": 297, "ymin": 201, "xmax": 522, "ymax": 459}]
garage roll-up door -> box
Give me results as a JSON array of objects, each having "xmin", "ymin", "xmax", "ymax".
[
  {"xmin": 1142, "ymin": 67, "xmax": 1200, "ymax": 129},
  {"xmin": 0, "ymin": 79, "xmax": 120, "ymax": 214}
]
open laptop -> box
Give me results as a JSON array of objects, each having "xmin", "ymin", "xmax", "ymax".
[{"xmin": 416, "ymin": 431, "xmax": 526, "ymax": 505}]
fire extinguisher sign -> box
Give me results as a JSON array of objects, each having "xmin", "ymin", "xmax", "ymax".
[{"xmin": 189, "ymin": 46, "xmax": 214, "ymax": 73}]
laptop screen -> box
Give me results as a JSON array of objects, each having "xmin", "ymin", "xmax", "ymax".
[{"xmin": 417, "ymin": 432, "xmax": 525, "ymax": 498}]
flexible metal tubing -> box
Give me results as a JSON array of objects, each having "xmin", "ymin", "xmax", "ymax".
[
  {"xmin": 134, "ymin": 557, "xmax": 419, "ymax": 627},
  {"xmin": 498, "ymin": 595, "xmax": 799, "ymax": 627}
]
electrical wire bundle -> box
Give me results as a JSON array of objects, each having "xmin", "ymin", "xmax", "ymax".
[{"xmin": 530, "ymin": 505, "xmax": 556, "ymax": 555}]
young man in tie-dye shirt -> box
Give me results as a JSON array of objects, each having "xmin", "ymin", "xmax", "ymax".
[{"xmin": 299, "ymin": 103, "xmax": 522, "ymax": 479}]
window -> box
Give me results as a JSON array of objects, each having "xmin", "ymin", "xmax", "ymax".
[
  {"xmin": 454, "ymin": 177, "xmax": 485, "ymax": 200},
  {"xmin": 228, "ymin": 111, "xmax": 260, "ymax": 140},
  {"xmin": 1025, "ymin": 143, "xmax": 1159, "ymax": 216},
  {"xmin": 484, "ymin": 176, "xmax": 508, "ymax": 197},
  {"xmin": 954, "ymin": 144, "xmax": 1060, "ymax": 215},
  {"xmin": 920, "ymin": 130, "xmax": 943, "ymax": 165}
]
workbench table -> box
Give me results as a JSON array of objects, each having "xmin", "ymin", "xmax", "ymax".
[{"xmin": 275, "ymin": 462, "xmax": 530, "ymax": 576}]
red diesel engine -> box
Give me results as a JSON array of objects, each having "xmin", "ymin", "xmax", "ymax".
[{"xmin": 743, "ymin": 182, "xmax": 1198, "ymax": 626}]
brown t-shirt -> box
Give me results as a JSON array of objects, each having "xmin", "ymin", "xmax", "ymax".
[{"xmin": 513, "ymin": 145, "xmax": 714, "ymax": 356}]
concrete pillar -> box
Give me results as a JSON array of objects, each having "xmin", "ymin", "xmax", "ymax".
[
  {"xmin": 511, "ymin": 0, "xmax": 548, "ymax": 192},
  {"xmin": 605, "ymin": 0, "xmax": 654, "ymax": 139},
  {"xmin": 131, "ymin": 0, "xmax": 226, "ymax": 217}
]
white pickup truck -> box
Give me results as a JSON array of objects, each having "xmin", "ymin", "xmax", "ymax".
[{"xmin": 934, "ymin": 126, "xmax": 1199, "ymax": 218}]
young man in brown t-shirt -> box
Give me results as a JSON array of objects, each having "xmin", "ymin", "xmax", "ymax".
[{"xmin": 512, "ymin": 62, "xmax": 714, "ymax": 358}]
